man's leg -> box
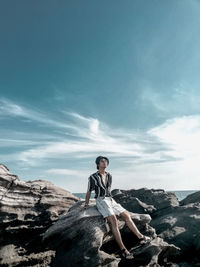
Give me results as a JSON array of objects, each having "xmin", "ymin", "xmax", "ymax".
[
  {"xmin": 119, "ymin": 210, "xmax": 147, "ymax": 239},
  {"xmin": 106, "ymin": 214, "xmax": 126, "ymax": 250}
]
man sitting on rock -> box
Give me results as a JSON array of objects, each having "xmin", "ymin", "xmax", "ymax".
[{"xmin": 83, "ymin": 155, "xmax": 151, "ymax": 260}]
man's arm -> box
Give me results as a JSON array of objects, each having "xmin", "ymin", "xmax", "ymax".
[
  {"xmin": 84, "ymin": 191, "xmax": 91, "ymax": 208},
  {"xmin": 83, "ymin": 176, "xmax": 95, "ymax": 208}
]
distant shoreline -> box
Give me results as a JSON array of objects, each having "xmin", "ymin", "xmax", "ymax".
[{"xmin": 73, "ymin": 190, "xmax": 199, "ymax": 201}]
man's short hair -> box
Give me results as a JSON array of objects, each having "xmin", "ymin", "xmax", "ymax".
[{"xmin": 95, "ymin": 156, "xmax": 109, "ymax": 169}]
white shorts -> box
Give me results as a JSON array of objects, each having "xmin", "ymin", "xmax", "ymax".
[{"xmin": 96, "ymin": 196, "xmax": 126, "ymax": 218}]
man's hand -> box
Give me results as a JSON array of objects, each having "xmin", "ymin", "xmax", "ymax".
[
  {"xmin": 82, "ymin": 191, "xmax": 91, "ymax": 210},
  {"xmin": 81, "ymin": 203, "xmax": 89, "ymax": 210}
]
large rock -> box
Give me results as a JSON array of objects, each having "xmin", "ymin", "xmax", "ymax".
[
  {"xmin": 111, "ymin": 188, "xmax": 179, "ymax": 217},
  {"xmin": 42, "ymin": 199, "xmax": 180, "ymax": 267},
  {"xmin": 180, "ymin": 190, "xmax": 200, "ymax": 206},
  {"xmin": 0, "ymin": 164, "xmax": 79, "ymax": 266},
  {"xmin": 112, "ymin": 188, "xmax": 200, "ymax": 266},
  {"xmin": 150, "ymin": 202, "xmax": 200, "ymax": 265},
  {"xmin": 0, "ymin": 244, "xmax": 55, "ymax": 267},
  {"xmin": 1, "ymin": 164, "xmax": 199, "ymax": 266}
]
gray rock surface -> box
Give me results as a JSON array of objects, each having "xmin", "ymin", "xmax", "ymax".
[
  {"xmin": 112, "ymin": 187, "xmax": 200, "ymax": 266},
  {"xmin": 0, "ymin": 164, "xmax": 199, "ymax": 266},
  {"xmin": 150, "ymin": 202, "xmax": 200, "ymax": 265},
  {"xmin": 111, "ymin": 188, "xmax": 179, "ymax": 217},
  {"xmin": 0, "ymin": 164, "xmax": 79, "ymax": 266},
  {"xmin": 180, "ymin": 190, "xmax": 200, "ymax": 206},
  {"xmin": 42, "ymin": 199, "xmax": 180, "ymax": 267}
]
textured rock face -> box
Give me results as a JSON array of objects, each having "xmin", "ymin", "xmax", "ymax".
[
  {"xmin": 111, "ymin": 187, "xmax": 200, "ymax": 266},
  {"xmin": 1, "ymin": 164, "xmax": 200, "ymax": 266},
  {"xmin": 111, "ymin": 187, "xmax": 179, "ymax": 217},
  {"xmin": 0, "ymin": 164, "xmax": 79, "ymax": 266},
  {"xmin": 180, "ymin": 190, "xmax": 200, "ymax": 206},
  {"xmin": 0, "ymin": 244, "xmax": 55, "ymax": 267},
  {"xmin": 42, "ymin": 200, "xmax": 180, "ymax": 267},
  {"xmin": 150, "ymin": 203, "xmax": 200, "ymax": 265}
]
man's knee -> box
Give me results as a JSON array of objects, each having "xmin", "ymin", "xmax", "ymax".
[
  {"xmin": 119, "ymin": 210, "xmax": 132, "ymax": 222},
  {"xmin": 106, "ymin": 214, "xmax": 118, "ymax": 227}
]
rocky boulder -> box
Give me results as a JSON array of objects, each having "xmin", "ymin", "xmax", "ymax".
[
  {"xmin": 180, "ymin": 190, "xmax": 200, "ymax": 206},
  {"xmin": 0, "ymin": 163, "xmax": 79, "ymax": 266},
  {"xmin": 42, "ymin": 199, "xmax": 180, "ymax": 267},
  {"xmin": 150, "ymin": 202, "xmax": 200, "ymax": 266},
  {"xmin": 111, "ymin": 188, "xmax": 179, "ymax": 217},
  {"xmin": 1, "ymin": 164, "xmax": 199, "ymax": 266}
]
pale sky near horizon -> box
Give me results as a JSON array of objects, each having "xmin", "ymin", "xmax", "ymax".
[{"xmin": 1, "ymin": 0, "xmax": 200, "ymax": 192}]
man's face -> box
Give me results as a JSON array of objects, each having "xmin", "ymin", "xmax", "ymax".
[{"xmin": 99, "ymin": 158, "xmax": 108, "ymax": 169}]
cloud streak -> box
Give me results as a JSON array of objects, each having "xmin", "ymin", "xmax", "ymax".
[
  {"xmin": 0, "ymin": 97, "xmax": 193, "ymax": 164},
  {"xmin": 1, "ymin": 97, "xmax": 199, "ymax": 190}
]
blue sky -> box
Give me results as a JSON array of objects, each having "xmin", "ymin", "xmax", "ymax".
[{"xmin": 1, "ymin": 0, "xmax": 200, "ymax": 192}]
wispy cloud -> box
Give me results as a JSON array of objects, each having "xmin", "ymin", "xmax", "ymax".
[
  {"xmin": 148, "ymin": 115, "xmax": 200, "ymax": 160},
  {"xmin": 0, "ymin": 98, "xmax": 77, "ymax": 131},
  {"xmin": 0, "ymin": 97, "xmax": 188, "ymax": 165},
  {"xmin": 1, "ymin": 97, "xmax": 199, "ymax": 190},
  {"xmin": 45, "ymin": 168, "xmax": 89, "ymax": 177},
  {"xmin": 139, "ymin": 84, "xmax": 200, "ymax": 118}
]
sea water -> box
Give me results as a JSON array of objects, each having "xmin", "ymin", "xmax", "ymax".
[{"xmin": 73, "ymin": 190, "xmax": 199, "ymax": 202}]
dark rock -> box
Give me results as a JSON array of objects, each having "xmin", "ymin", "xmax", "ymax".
[
  {"xmin": 42, "ymin": 199, "xmax": 180, "ymax": 267},
  {"xmin": 1, "ymin": 164, "xmax": 199, "ymax": 266},
  {"xmin": 111, "ymin": 187, "xmax": 179, "ymax": 218},
  {"xmin": 151, "ymin": 202, "xmax": 200, "ymax": 265},
  {"xmin": 180, "ymin": 190, "xmax": 200, "ymax": 206},
  {"xmin": 0, "ymin": 164, "xmax": 79, "ymax": 266},
  {"xmin": 111, "ymin": 188, "xmax": 200, "ymax": 266},
  {"xmin": 0, "ymin": 244, "xmax": 55, "ymax": 267}
]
